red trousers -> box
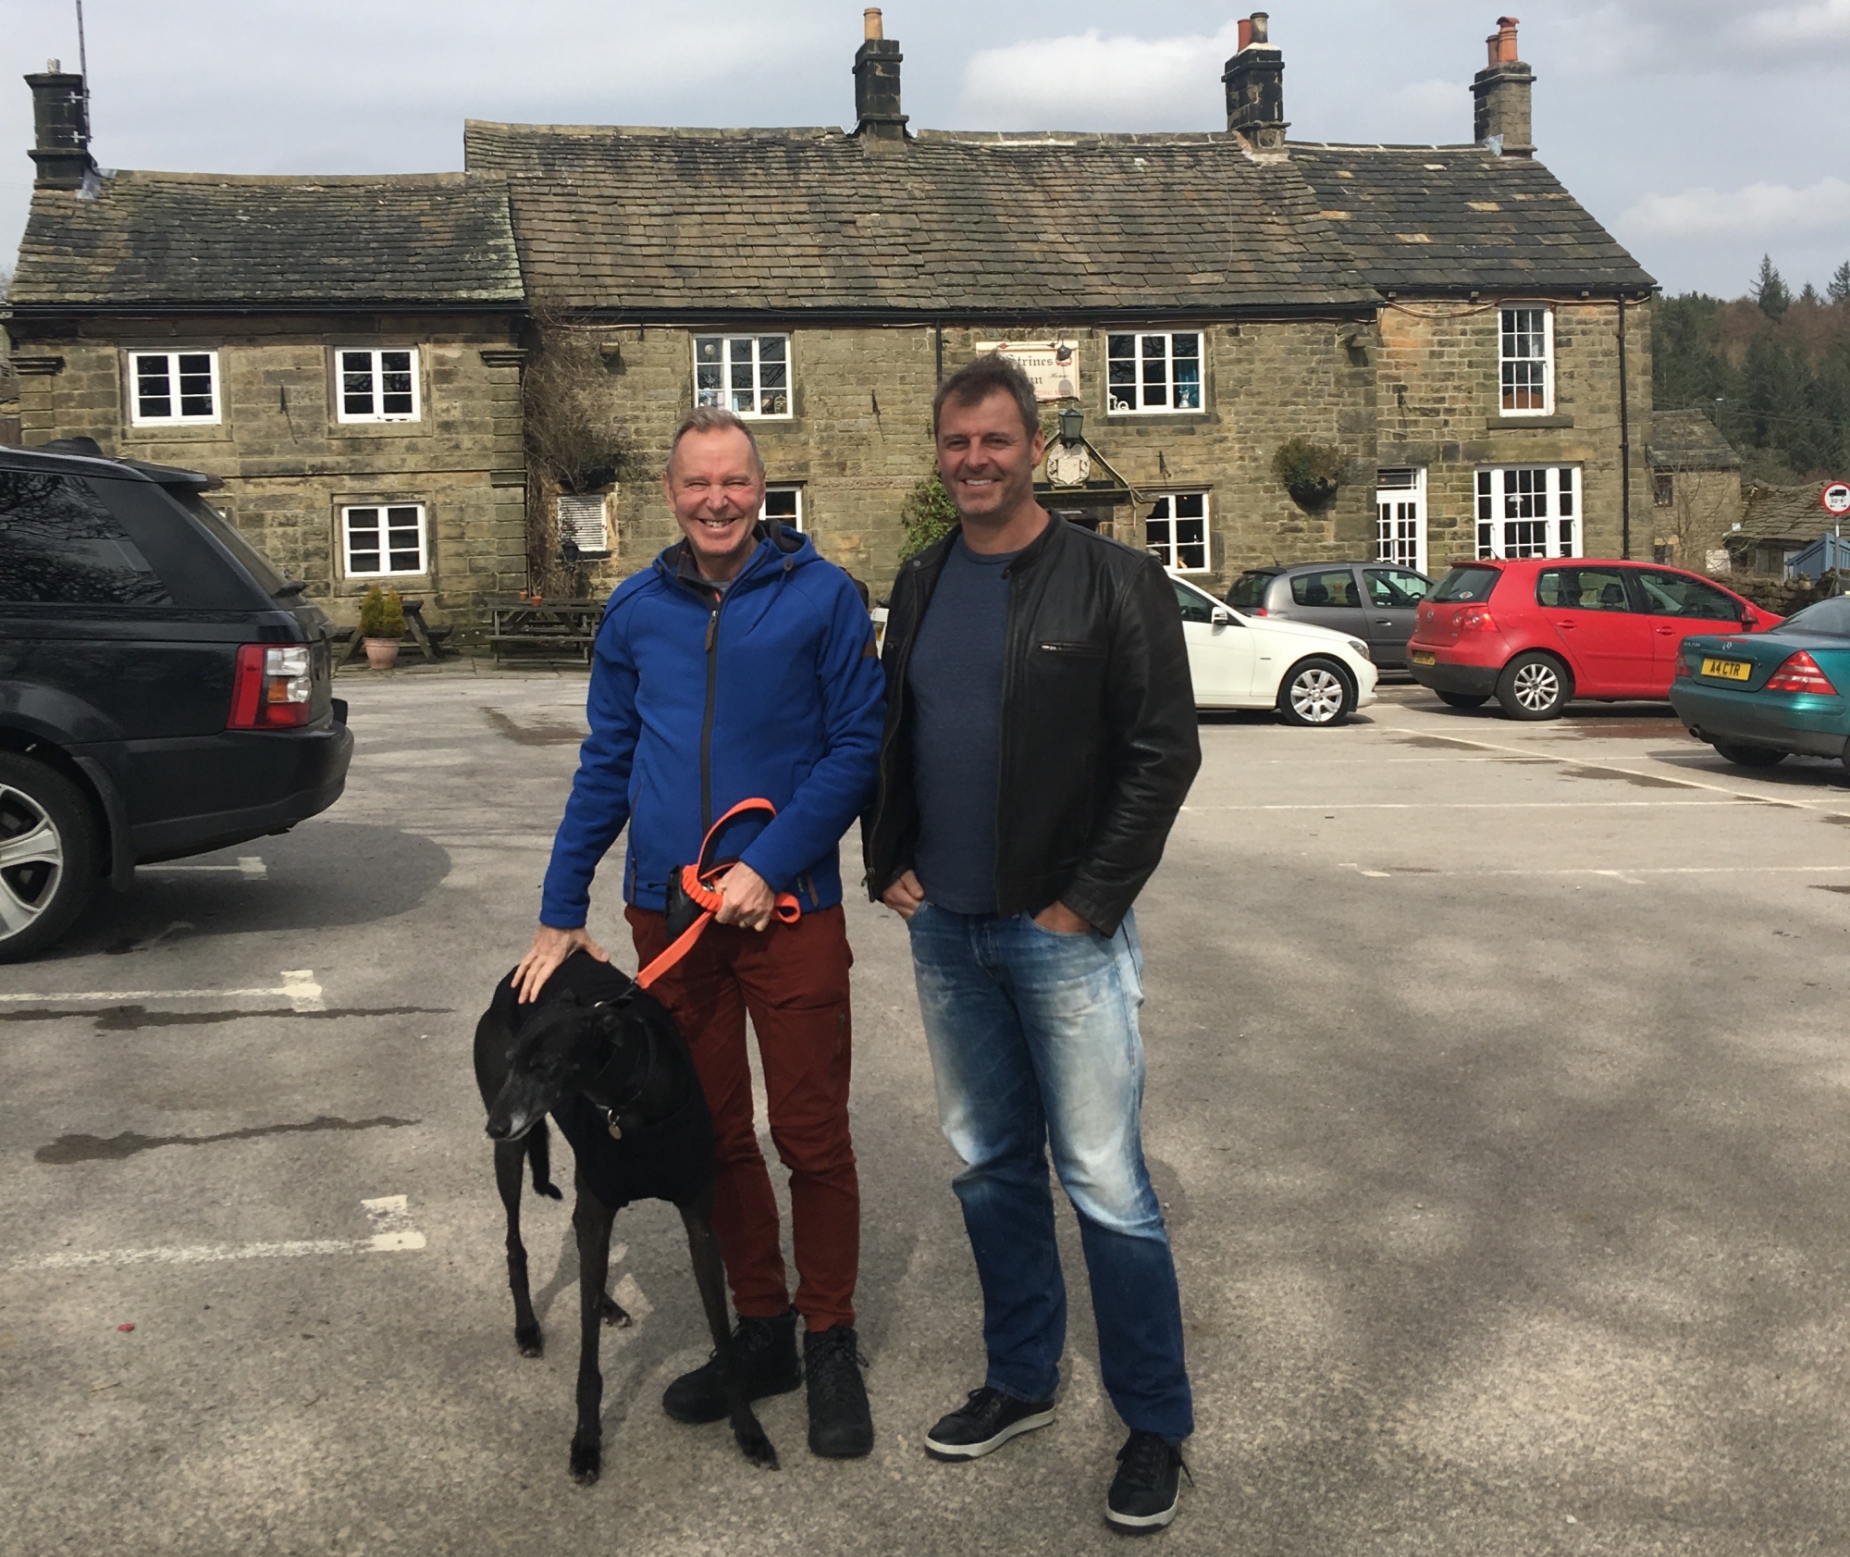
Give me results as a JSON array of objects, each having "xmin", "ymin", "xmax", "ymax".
[{"xmin": 627, "ymin": 903, "xmax": 859, "ymax": 1331}]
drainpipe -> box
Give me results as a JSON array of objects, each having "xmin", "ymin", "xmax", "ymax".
[{"xmin": 1617, "ymin": 294, "xmax": 1631, "ymax": 560}]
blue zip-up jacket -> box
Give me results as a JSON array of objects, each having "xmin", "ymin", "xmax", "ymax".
[{"xmin": 539, "ymin": 525, "xmax": 885, "ymax": 927}]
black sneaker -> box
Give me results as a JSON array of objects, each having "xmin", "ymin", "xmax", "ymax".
[
  {"xmin": 1105, "ymin": 1431, "xmax": 1188, "ymax": 1534},
  {"xmin": 804, "ymin": 1325, "xmax": 874, "ymax": 1459},
  {"xmin": 923, "ymin": 1386, "xmax": 1056, "ymax": 1462},
  {"xmin": 661, "ymin": 1307, "xmax": 802, "ymax": 1425}
]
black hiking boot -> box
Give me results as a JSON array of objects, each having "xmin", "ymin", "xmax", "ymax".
[
  {"xmin": 661, "ymin": 1307, "xmax": 802, "ymax": 1425},
  {"xmin": 1105, "ymin": 1430, "xmax": 1189, "ymax": 1535},
  {"xmin": 804, "ymin": 1324, "xmax": 874, "ymax": 1458}
]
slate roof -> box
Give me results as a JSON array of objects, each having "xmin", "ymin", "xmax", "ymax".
[
  {"xmin": 463, "ymin": 123, "xmax": 1381, "ymax": 314},
  {"xmin": 1649, "ymin": 410, "xmax": 1742, "ymax": 472},
  {"xmin": 1729, "ymin": 482, "xmax": 1839, "ymax": 548},
  {"xmin": 9, "ymin": 171, "xmax": 523, "ymax": 310},
  {"xmin": 1292, "ymin": 144, "xmax": 1655, "ymax": 293}
]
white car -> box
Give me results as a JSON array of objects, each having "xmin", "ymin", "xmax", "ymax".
[{"xmin": 1168, "ymin": 572, "xmax": 1377, "ymax": 724}]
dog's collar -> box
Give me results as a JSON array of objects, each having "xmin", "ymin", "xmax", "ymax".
[{"xmin": 584, "ymin": 998, "xmax": 657, "ymax": 1141}]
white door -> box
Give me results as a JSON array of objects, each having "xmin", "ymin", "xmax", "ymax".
[
  {"xmin": 1376, "ymin": 468, "xmax": 1427, "ymax": 576},
  {"xmin": 1171, "ymin": 578, "xmax": 1255, "ymax": 706}
]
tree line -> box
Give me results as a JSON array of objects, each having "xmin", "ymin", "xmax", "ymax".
[{"xmin": 1652, "ymin": 257, "xmax": 1850, "ymax": 486}]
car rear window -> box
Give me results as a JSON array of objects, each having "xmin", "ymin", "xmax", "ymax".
[
  {"xmin": 1225, "ymin": 571, "xmax": 1277, "ymax": 609},
  {"xmin": 172, "ymin": 491, "xmax": 288, "ymax": 594},
  {"xmin": 1290, "ymin": 570, "xmax": 1359, "ymax": 608},
  {"xmin": 1782, "ymin": 596, "xmax": 1850, "ymax": 637},
  {"xmin": 0, "ymin": 468, "xmax": 171, "ymax": 606},
  {"xmin": 1432, "ymin": 566, "xmax": 1501, "ymax": 603}
]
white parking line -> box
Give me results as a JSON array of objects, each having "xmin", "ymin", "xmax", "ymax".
[
  {"xmin": 1340, "ymin": 862, "xmax": 1850, "ymax": 880},
  {"xmin": 140, "ymin": 856, "xmax": 267, "ymax": 878},
  {"xmin": 24, "ymin": 1194, "xmax": 426, "ymax": 1270},
  {"xmin": 0, "ymin": 968, "xmax": 324, "ymax": 1011},
  {"xmin": 1183, "ymin": 800, "xmax": 1743, "ymax": 811}
]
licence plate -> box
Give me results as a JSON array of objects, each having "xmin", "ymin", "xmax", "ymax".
[
  {"xmin": 1701, "ymin": 657, "xmax": 1752, "ymax": 681},
  {"xmin": 1410, "ymin": 650, "xmax": 1436, "ymax": 666}
]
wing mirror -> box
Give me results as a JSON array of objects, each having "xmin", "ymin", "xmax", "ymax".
[{"xmin": 1210, "ymin": 606, "xmax": 1235, "ymax": 626}]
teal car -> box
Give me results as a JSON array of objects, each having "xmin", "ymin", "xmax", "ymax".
[{"xmin": 1669, "ymin": 596, "xmax": 1850, "ymax": 769}]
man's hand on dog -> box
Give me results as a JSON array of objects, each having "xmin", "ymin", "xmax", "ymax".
[
  {"xmin": 713, "ymin": 862, "xmax": 778, "ymax": 932},
  {"xmin": 513, "ymin": 924, "xmax": 610, "ymax": 1005}
]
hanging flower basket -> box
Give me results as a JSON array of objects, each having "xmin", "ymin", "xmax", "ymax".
[{"xmin": 1272, "ymin": 438, "xmax": 1346, "ymax": 509}]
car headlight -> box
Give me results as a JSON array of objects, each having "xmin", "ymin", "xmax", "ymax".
[{"xmin": 1348, "ymin": 639, "xmax": 1372, "ymax": 662}]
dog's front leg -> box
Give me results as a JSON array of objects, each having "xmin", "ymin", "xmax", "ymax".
[
  {"xmin": 494, "ymin": 1140, "xmax": 543, "ymax": 1358},
  {"xmin": 679, "ymin": 1184, "xmax": 777, "ymax": 1470},
  {"xmin": 569, "ymin": 1177, "xmax": 617, "ymax": 1485}
]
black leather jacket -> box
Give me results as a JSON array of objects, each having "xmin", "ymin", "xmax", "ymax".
[{"xmin": 863, "ymin": 515, "xmax": 1201, "ymax": 935}]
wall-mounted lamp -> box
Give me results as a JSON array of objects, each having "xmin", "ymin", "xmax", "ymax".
[{"xmin": 1059, "ymin": 407, "xmax": 1084, "ymax": 445}]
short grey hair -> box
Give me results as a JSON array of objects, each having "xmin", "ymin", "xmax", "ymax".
[{"xmin": 666, "ymin": 405, "xmax": 765, "ymax": 477}]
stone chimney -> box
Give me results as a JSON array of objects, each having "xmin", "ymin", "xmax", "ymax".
[
  {"xmin": 1472, "ymin": 17, "xmax": 1534, "ymax": 156},
  {"xmin": 853, "ymin": 9, "xmax": 907, "ymax": 142},
  {"xmin": 1223, "ymin": 14, "xmax": 1287, "ymax": 153},
  {"xmin": 26, "ymin": 61, "xmax": 95, "ymax": 189}
]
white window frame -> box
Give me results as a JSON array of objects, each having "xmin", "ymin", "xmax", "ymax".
[
  {"xmin": 1107, "ymin": 331, "xmax": 1204, "ymax": 415},
  {"xmin": 342, "ymin": 503, "xmax": 429, "ymax": 578},
  {"xmin": 128, "ymin": 350, "xmax": 221, "ymax": 426},
  {"xmin": 762, "ymin": 485, "xmax": 804, "ymax": 532},
  {"xmin": 1498, "ymin": 306, "xmax": 1554, "ymax": 417},
  {"xmin": 336, "ymin": 348, "xmax": 421, "ymax": 424},
  {"xmin": 1475, "ymin": 466, "xmax": 1580, "ymax": 560},
  {"xmin": 1375, "ymin": 467, "xmax": 1428, "ymax": 576},
  {"xmin": 694, "ymin": 335, "xmax": 792, "ymax": 419},
  {"xmin": 1144, "ymin": 492, "xmax": 1210, "ymax": 573}
]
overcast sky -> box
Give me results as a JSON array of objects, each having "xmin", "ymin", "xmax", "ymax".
[{"xmin": 4, "ymin": 0, "xmax": 1848, "ymax": 300}]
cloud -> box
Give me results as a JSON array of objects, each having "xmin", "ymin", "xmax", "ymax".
[
  {"xmin": 1621, "ymin": 176, "xmax": 1850, "ymax": 239},
  {"xmin": 1555, "ymin": 0, "xmax": 1850, "ymax": 71},
  {"xmin": 958, "ymin": 22, "xmax": 1243, "ymax": 129},
  {"xmin": 1737, "ymin": 0, "xmax": 1850, "ymax": 46}
]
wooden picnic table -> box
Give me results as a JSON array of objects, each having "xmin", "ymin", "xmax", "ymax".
[
  {"xmin": 335, "ymin": 596, "xmax": 450, "ymax": 665},
  {"xmin": 486, "ymin": 596, "xmax": 603, "ymax": 665}
]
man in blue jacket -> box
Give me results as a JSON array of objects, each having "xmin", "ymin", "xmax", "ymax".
[{"xmin": 513, "ymin": 406, "xmax": 886, "ymax": 1458}]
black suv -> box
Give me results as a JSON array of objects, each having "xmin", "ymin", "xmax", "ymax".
[{"xmin": 0, "ymin": 443, "xmax": 352, "ymax": 960}]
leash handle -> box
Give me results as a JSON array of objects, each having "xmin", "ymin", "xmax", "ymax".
[{"xmin": 635, "ymin": 798, "xmax": 800, "ymax": 990}]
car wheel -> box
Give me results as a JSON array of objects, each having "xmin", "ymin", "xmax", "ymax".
[
  {"xmin": 1436, "ymin": 692, "xmax": 1489, "ymax": 709},
  {"xmin": 1495, "ymin": 653, "xmax": 1572, "ymax": 721},
  {"xmin": 1278, "ymin": 657, "xmax": 1355, "ymax": 727},
  {"xmin": 0, "ymin": 754, "xmax": 101, "ymax": 963},
  {"xmin": 1711, "ymin": 741, "xmax": 1786, "ymax": 768}
]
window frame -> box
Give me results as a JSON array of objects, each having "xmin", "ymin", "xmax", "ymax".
[
  {"xmin": 1475, "ymin": 465, "xmax": 1581, "ymax": 560},
  {"xmin": 556, "ymin": 492, "xmax": 612, "ymax": 559},
  {"xmin": 1144, "ymin": 491, "xmax": 1211, "ymax": 573},
  {"xmin": 693, "ymin": 334, "xmax": 793, "ymax": 420},
  {"xmin": 1375, "ymin": 466, "xmax": 1428, "ymax": 575},
  {"xmin": 1498, "ymin": 305, "xmax": 1555, "ymax": 418},
  {"xmin": 341, "ymin": 502, "xmax": 429, "ymax": 578},
  {"xmin": 335, "ymin": 347, "xmax": 422, "ymax": 425},
  {"xmin": 1106, "ymin": 331, "xmax": 1205, "ymax": 416},
  {"xmin": 127, "ymin": 349, "xmax": 222, "ymax": 427},
  {"xmin": 761, "ymin": 484, "xmax": 804, "ymax": 533}
]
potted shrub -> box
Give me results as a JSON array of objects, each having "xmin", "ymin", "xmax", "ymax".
[
  {"xmin": 359, "ymin": 585, "xmax": 406, "ymax": 670},
  {"xmin": 1271, "ymin": 437, "xmax": 1346, "ymax": 508}
]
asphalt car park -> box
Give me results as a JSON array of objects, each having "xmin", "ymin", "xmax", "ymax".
[{"xmin": 4, "ymin": 672, "xmax": 1850, "ymax": 1555}]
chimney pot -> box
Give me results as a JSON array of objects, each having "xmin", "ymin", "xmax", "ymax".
[
  {"xmin": 1237, "ymin": 18, "xmax": 1253, "ymax": 51},
  {"xmin": 47, "ymin": 58, "xmax": 60, "ymax": 72},
  {"xmin": 864, "ymin": 8, "xmax": 882, "ymax": 41},
  {"xmin": 1250, "ymin": 12, "xmax": 1270, "ymax": 44},
  {"xmin": 1472, "ymin": 15, "xmax": 1534, "ymax": 156}
]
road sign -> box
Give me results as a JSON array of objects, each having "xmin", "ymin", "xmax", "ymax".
[{"xmin": 1823, "ymin": 481, "xmax": 1850, "ymax": 517}]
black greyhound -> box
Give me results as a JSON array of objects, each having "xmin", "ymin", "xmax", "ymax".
[{"xmin": 473, "ymin": 950, "xmax": 777, "ymax": 1482}]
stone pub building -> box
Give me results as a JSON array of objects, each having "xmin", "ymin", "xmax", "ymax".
[{"xmin": 6, "ymin": 13, "xmax": 1655, "ymax": 632}]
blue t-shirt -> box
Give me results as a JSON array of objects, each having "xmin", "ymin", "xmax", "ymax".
[{"xmin": 907, "ymin": 534, "xmax": 1017, "ymax": 914}]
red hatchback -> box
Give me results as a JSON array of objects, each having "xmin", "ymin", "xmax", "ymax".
[{"xmin": 1407, "ymin": 559, "xmax": 1781, "ymax": 719}]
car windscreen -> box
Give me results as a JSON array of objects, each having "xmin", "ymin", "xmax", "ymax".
[
  {"xmin": 1432, "ymin": 566, "xmax": 1501, "ymax": 603},
  {"xmin": 1780, "ymin": 596, "xmax": 1850, "ymax": 638},
  {"xmin": 172, "ymin": 491, "xmax": 289, "ymax": 594},
  {"xmin": 1225, "ymin": 571, "xmax": 1277, "ymax": 608}
]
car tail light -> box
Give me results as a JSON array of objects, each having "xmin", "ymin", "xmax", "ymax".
[
  {"xmin": 1246, "ymin": 606, "xmax": 1267, "ymax": 616},
  {"xmin": 1456, "ymin": 606, "xmax": 1498, "ymax": 632},
  {"xmin": 1765, "ymin": 651, "xmax": 1839, "ymax": 696},
  {"xmin": 1674, "ymin": 655, "xmax": 1692, "ymax": 678},
  {"xmin": 229, "ymin": 644, "xmax": 313, "ymax": 729}
]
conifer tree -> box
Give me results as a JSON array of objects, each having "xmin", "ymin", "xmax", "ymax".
[
  {"xmin": 1753, "ymin": 254, "xmax": 1791, "ymax": 319},
  {"xmin": 1830, "ymin": 261, "xmax": 1850, "ymax": 304}
]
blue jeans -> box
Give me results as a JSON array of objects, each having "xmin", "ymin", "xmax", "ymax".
[{"xmin": 908, "ymin": 904, "xmax": 1193, "ymax": 1441}]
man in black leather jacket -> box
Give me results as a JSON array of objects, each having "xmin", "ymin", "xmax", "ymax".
[{"xmin": 864, "ymin": 354, "xmax": 1201, "ymax": 1533}]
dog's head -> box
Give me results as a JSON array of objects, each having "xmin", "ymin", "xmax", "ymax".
[{"xmin": 484, "ymin": 990, "xmax": 647, "ymax": 1142}]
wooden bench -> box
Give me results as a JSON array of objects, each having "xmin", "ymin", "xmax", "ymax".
[
  {"xmin": 335, "ymin": 597, "xmax": 451, "ymax": 665},
  {"xmin": 487, "ymin": 597, "xmax": 602, "ymax": 666}
]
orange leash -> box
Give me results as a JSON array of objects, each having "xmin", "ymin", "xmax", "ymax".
[{"xmin": 635, "ymin": 798, "xmax": 801, "ymax": 989}]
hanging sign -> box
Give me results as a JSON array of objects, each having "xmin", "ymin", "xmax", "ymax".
[{"xmin": 975, "ymin": 340, "xmax": 1080, "ymax": 402}]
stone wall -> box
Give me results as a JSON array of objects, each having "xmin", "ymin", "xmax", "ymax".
[
  {"xmin": 1376, "ymin": 296, "xmax": 1655, "ymax": 569},
  {"xmin": 1650, "ymin": 467, "xmax": 1744, "ymax": 568},
  {"xmin": 8, "ymin": 312, "xmax": 528, "ymax": 631}
]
